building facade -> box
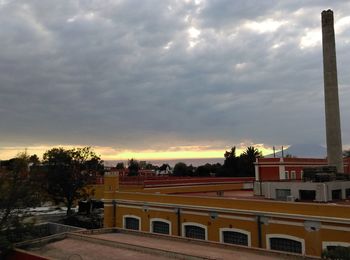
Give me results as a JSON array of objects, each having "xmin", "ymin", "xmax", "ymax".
[
  {"xmin": 254, "ymin": 157, "xmax": 350, "ymax": 181},
  {"xmin": 103, "ymin": 173, "xmax": 350, "ymax": 258}
]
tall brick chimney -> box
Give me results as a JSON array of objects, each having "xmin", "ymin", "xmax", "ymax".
[{"xmin": 321, "ymin": 10, "xmax": 344, "ymax": 172}]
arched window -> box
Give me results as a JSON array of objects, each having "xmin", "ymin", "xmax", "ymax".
[
  {"xmin": 150, "ymin": 218, "xmax": 171, "ymax": 235},
  {"xmin": 267, "ymin": 234, "xmax": 304, "ymax": 254},
  {"xmin": 220, "ymin": 228, "xmax": 251, "ymax": 246},
  {"xmin": 322, "ymin": 242, "xmax": 350, "ymax": 251},
  {"xmin": 123, "ymin": 215, "xmax": 141, "ymax": 231},
  {"xmin": 182, "ymin": 222, "xmax": 207, "ymax": 240}
]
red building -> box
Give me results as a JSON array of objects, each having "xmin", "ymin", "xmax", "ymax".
[{"xmin": 255, "ymin": 157, "xmax": 350, "ymax": 181}]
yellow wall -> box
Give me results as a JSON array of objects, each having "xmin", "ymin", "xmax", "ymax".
[
  {"xmin": 141, "ymin": 183, "xmax": 244, "ymax": 194},
  {"xmin": 107, "ymin": 191, "xmax": 350, "ymax": 219},
  {"xmin": 104, "ymin": 191, "xmax": 350, "ymax": 256},
  {"xmin": 84, "ymin": 184, "xmax": 104, "ymax": 199},
  {"xmin": 103, "ymin": 179, "xmax": 350, "ymax": 257}
]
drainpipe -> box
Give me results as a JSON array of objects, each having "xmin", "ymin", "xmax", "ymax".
[
  {"xmin": 112, "ymin": 200, "xmax": 116, "ymax": 228},
  {"xmin": 257, "ymin": 216, "xmax": 262, "ymax": 248},
  {"xmin": 323, "ymin": 183, "xmax": 328, "ymax": 202},
  {"xmin": 176, "ymin": 208, "xmax": 181, "ymax": 236},
  {"xmin": 260, "ymin": 181, "xmax": 263, "ymax": 196}
]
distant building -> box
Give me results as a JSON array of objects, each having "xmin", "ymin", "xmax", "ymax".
[
  {"xmin": 254, "ymin": 157, "xmax": 350, "ymax": 182},
  {"xmin": 254, "ymin": 158, "xmax": 350, "ymax": 202},
  {"xmin": 105, "ymin": 167, "xmax": 156, "ymax": 177}
]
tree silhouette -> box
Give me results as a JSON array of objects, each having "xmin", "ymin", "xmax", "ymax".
[
  {"xmin": 43, "ymin": 147, "xmax": 103, "ymax": 215},
  {"xmin": 240, "ymin": 146, "xmax": 263, "ymax": 177},
  {"xmin": 222, "ymin": 147, "xmax": 239, "ymax": 176},
  {"xmin": 127, "ymin": 159, "xmax": 139, "ymax": 176},
  {"xmin": 173, "ymin": 162, "xmax": 188, "ymax": 176}
]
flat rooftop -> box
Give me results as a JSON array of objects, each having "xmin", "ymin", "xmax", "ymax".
[
  {"xmin": 177, "ymin": 189, "xmax": 259, "ymax": 198},
  {"xmin": 17, "ymin": 229, "xmax": 310, "ymax": 260},
  {"xmin": 176, "ymin": 189, "xmax": 350, "ymax": 205}
]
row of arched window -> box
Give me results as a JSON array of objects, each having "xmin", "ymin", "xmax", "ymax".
[
  {"xmin": 123, "ymin": 215, "xmax": 249, "ymax": 244},
  {"xmin": 122, "ymin": 215, "xmax": 350, "ymax": 255}
]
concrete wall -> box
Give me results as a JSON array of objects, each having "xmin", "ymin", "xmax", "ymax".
[{"xmin": 259, "ymin": 181, "xmax": 350, "ymax": 201}]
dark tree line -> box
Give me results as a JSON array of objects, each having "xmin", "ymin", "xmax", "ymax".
[
  {"xmin": 115, "ymin": 159, "xmax": 170, "ymax": 176},
  {"xmin": 172, "ymin": 146, "xmax": 262, "ymax": 177}
]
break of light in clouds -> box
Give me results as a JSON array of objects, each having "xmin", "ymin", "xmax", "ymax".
[
  {"xmin": 0, "ymin": 143, "xmax": 275, "ymax": 161},
  {"xmin": 0, "ymin": 0, "xmax": 350, "ymax": 160}
]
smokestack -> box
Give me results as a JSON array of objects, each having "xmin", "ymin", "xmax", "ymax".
[{"xmin": 321, "ymin": 10, "xmax": 344, "ymax": 173}]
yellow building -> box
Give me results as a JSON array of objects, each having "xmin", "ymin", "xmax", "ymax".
[{"xmin": 103, "ymin": 172, "xmax": 350, "ymax": 258}]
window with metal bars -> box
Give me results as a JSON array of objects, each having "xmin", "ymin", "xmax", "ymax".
[
  {"xmin": 152, "ymin": 221, "xmax": 170, "ymax": 235},
  {"xmin": 124, "ymin": 217, "xmax": 139, "ymax": 230},
  {"xmin": 222, "ymin": 231, "xmax": 248, "ymax": 246},
  {"xmin": 270, "ymin": 237, "xmax": 302, "ymax": 254},
  {"xmin": 184, "ymin": 225, "xmax": 205, "ymax": 240}
]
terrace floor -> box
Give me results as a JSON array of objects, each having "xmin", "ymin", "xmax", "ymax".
[{"xmin": 24, "ymin": 230, "xmax": 309, "ymax": 260}]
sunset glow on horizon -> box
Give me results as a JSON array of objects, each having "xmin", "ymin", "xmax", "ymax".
[{"xmin": 0, "ymin": 144, "xmax": 276, "ymax": 161}]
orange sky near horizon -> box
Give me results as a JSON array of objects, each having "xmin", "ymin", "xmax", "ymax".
[{"xmin": 0, "ymin": 144, "xmax": 276, "ymax": 161}]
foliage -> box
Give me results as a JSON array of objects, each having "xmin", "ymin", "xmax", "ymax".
[
  {"xmin": 217, "ymin": 147, "xmax": 239, "ymax": 177},
  {"xmin": 145, "ymin": 162, "xmax": 158, "ymax": 170},
  {"xmin": 218, "ymin": 146, "xmax": 263, "ymax": 177},
  {"xmin": 194, "ymin": 163, "xmax": 222, "ymax": 177},
  {"xmin": 29, "ymin": 154, "xmax": 40, "ymax": 165},
  {"xmin": 159, "ymin": 164, "xmax": 170, "ymax": 172},
  {"xmin": 240, "ymin": 146, "xmax": 262, "ymax": 177},
  {"xmin": 116, "ymin": 162, "xmax": 125, "ymax": 170},
  {"xmin": 127, "ymin": 159, "xmax": 139, "ymax": 176},
  {"xmin": 173, "ymin": 162, "xmax": 189, "ymax": 176},
  {"xmin": 43, "ymin": 147, "xmax": 104, "ymax": 215},
  {"xmin": 0, "ymin": 153, "xmax": 40, "ymax": 255},
  {"xmin": 322, "ymin": 247, "xmax": 350, "ymax": 260},
  {"xmin": 166, "ymin": 146, "xmax": 263, "ymax": 178},
  {"xmin": 195, "ymin": 164, "xmax": 211, "ymax": 177}
]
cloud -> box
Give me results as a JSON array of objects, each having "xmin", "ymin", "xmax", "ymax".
[{"xmin": 0, "ymin": 0, "xmax": 349, "ymax": 159}]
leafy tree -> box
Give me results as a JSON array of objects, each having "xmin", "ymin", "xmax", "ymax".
[
  {"xmin": 240, "ymin": 146, "xmax": 262, "ymax": 177},
  {"xmin": 173, "ymin": 162, "xmax": 188, "ymax": 176},
  {"xmin": 219, "ymin": 147, "xmax": 239, "ymax": 177},
  {"xmin": 145, "ymin": 162, "xmax": 158, "ymax": 170},
  {"xmin": 211, "ymin": 163, "xmax": 223, "ymax": 175},
  {"xmin": 159, "ymin": 164, "xmax": 170, "ymax": 172},
  {"xmin": 242, "ymin": 146, "xmax": 262, "ymax": 160},
  {"xmin": 29, "ymin": 154, "xmax": 40, "ymax": 165},
  {"xmin": 43, "ymin": 147, "xmax": 103, "ymax": 215},
  {"xmin": 195, "ymin": 164, "xmax": 211, "ymax": 177},
  {"xmin": 187, "ymin": 164, "xmax": 196, "ymax": 176},
  {"xmin": 116, "ymin": 162, "xmax": 125, "ymax": 170},
  {"xmin": 218, "ymin": 146, "xmax": 263, "ymax": 177},
  {"xmin": 0, "ymin": 153, "xmax": 40, "ymax": 255},
  {"xmin": 127, "ymin": 159, "xmax": 139, "ymax": 176}
]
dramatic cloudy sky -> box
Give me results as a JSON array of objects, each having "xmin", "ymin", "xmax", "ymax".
[{"xmin": 1, "ymin": 0, "xmax": 350, "ymax": 160}]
